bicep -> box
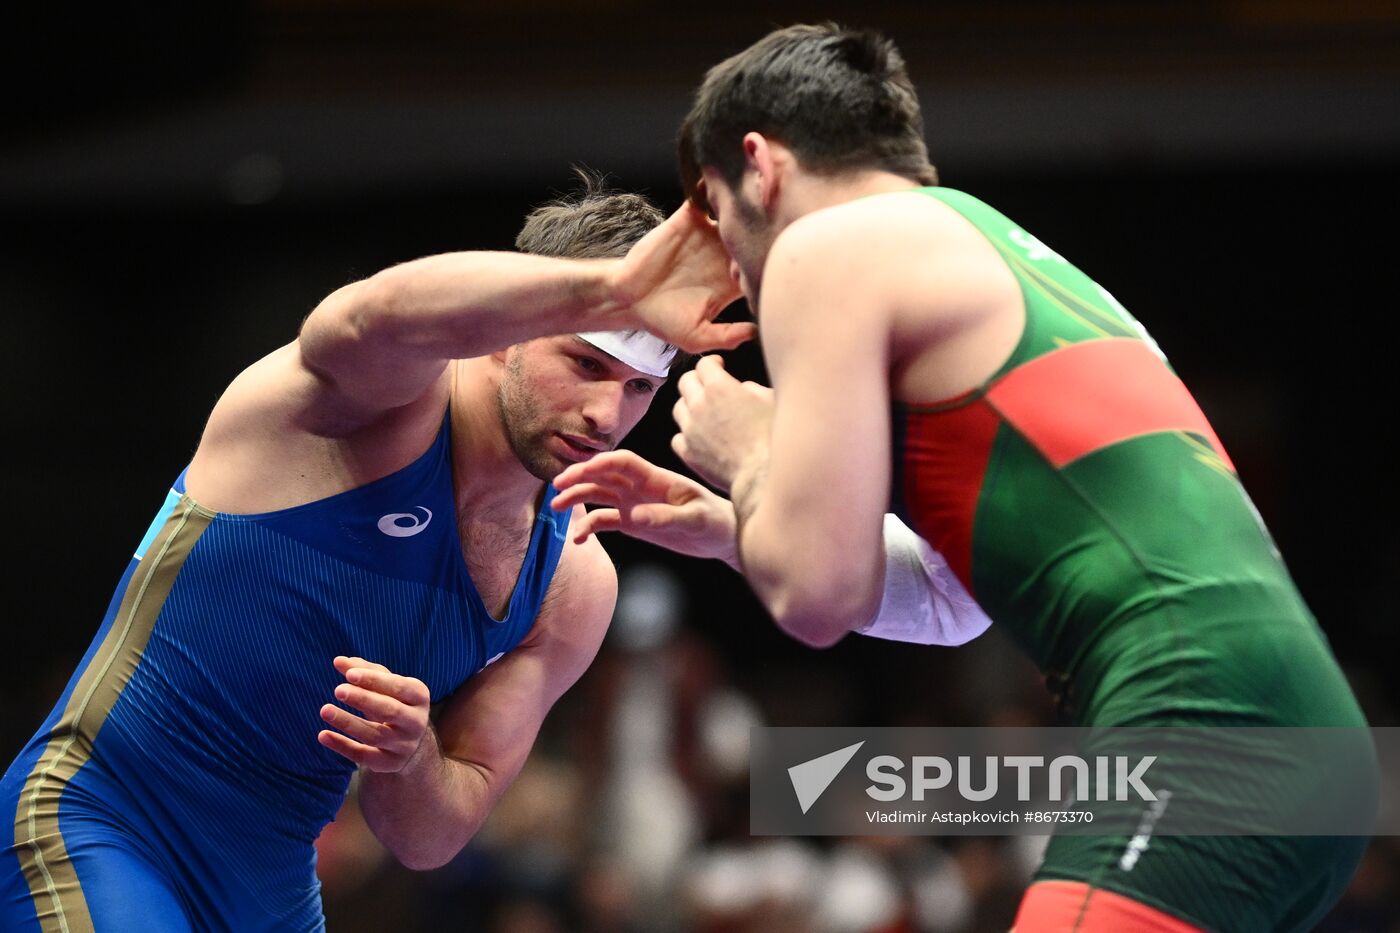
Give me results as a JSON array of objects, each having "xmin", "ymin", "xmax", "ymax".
[{"xmin": 203, "ymin": 285, "xmax": 450, "ymax": 450}]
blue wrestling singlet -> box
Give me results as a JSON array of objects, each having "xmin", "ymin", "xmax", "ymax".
[{"xmin": 2, "ymin": 413, "xmax": 571, "ymax": 932}]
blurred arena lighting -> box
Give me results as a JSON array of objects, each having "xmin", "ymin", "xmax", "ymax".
[{"xmin": 613, "ymin": 563, "xmax": 685, "ymax": 653}]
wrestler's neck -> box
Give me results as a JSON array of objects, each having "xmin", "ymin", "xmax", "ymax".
[
  {"xmin": 768, "ymin": 167, "xmax": 921, "ymax": 232},
  {"xmin": 446, "ymin": 358, "xmax": 547, "ymax": 517}
]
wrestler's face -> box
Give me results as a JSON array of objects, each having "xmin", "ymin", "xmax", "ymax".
[
  {"xmin": 497, "ymin": 336, "xmax": 663, "ymax": 481},
  {"xmin": 700, "ymin": 167, "xmax": 775, "ymax": 311}
]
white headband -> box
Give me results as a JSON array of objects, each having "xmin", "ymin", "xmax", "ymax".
[{"xmin": 576, "ymin": 330, "xmax": 677, "ymax": 378}]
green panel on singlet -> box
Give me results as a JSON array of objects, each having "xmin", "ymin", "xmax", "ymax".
[
  {"xmin": 924, "ymin": 187, "xmax": 1162, "ymax": 378},
  {"xmin": 901, "ymin": 187, "xmax": 1374, "ymax": 933},
  {"xmin": 969, "ymin": 429, "xmax": 1361, "ymax": 727}
]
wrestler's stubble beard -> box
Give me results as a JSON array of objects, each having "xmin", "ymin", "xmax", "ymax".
[{"xmin": 495, "ymin": 350, "xmax": 609, "ymax": 483}]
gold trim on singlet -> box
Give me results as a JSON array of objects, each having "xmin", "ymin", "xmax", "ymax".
[{"xmin": 12, "ymin": 497, "xmax": 210, "ymax": 933}]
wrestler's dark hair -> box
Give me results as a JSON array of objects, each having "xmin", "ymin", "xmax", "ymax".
[
  {"xmin": 677, "ymin": 23, "xmax": 937, "ymax": 213},
  {"xmin": 515, "ymin": 168, "xmax": 692, "ymax": 370}
]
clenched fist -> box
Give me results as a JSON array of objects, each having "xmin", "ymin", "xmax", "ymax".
[{"xmin": 671, "ymin": 354, "xmax": 773, "ymax": 492}]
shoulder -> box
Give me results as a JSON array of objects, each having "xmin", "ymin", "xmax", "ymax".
[
  {"xmin": 771, "ymin": 190, "xmax": 973, "ymax": 262},
  {"xmin": 187, "ymin": 341, "xmax": 451, "ymax": 512},
  {"xmin": 555, "ymin": 510, "xmax": 619, "ymax": 614},
  {"xmin": 764, "ymin": 192, "xmax": 977, "ymax": 311},
  {"xmin": 763, "ymin": 189, "xmax": 1015, "ymax": 337},
  {"xmin": 202, "ymin": 340, "xmax": 450, "ymax": 444},
  {"xmin": 527, "ymin": 506, "xmax": 618, "ymax": 657},
  {"xmin": 756, "ymin": 197, "xmax": 930, "ymax": 345}
]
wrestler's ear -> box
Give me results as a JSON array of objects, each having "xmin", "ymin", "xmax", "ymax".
[{"xmin": 741, "ymin": 132, "xmax": 781, "ymax": 210}]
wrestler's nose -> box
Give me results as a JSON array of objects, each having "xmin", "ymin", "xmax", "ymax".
[{"xmin": 581, "ymin": 381, "xmax": 624, "ymax": 437}]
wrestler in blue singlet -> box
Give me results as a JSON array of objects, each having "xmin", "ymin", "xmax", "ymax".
[{"xmin": 2, "ymin": 413, "xmax": 569, "ymax": 931}]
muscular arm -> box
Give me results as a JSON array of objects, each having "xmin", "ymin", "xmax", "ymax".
[
  {"xmin": 727, "ymin": 217, "xmax": 893, "ymax": 646},
  {"xmin": 299, "ymin": 201, "xmax": 747, "ymax": 420},
  {"xmin": 723, "ymin": 196, "xmax": 1015, "ymax": 647},
  {"xmin": 187, "ymin": 202, "xmax": 744, "ymax": 511},
  {"xmin": 298, "ymin": 252, "xmax": 627, "ymax": 413},
  {"xmin": 189, "ymin": 254, "xmax": 643, "ymax": 510},
  {"xmin": 353, "ymin": 528, "xmax": 617, "ymax": 870},
  {"xmin": 550, "ymin": 448, "xmax": 992, "ymax": 647}
]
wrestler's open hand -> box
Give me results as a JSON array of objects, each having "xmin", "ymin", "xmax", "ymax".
[
  {"xmin": 672, "ymin": 355, "xmax": 773, "ymax": 492},
  {"xmin": 552, "ymin": 449, "xmax": 740, "ymax": 568},
  {"xmin": 318, "ymin": 656, "xmax": 432, "ymax": 773},
  {"xmin": 612, "ymin": 201, "xmax": 753, "ymax": 353}
]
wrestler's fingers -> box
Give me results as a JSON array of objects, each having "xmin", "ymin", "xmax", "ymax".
[
  {"xmin": 333, "ymin": 656, "xmax": 389, "ymax": 676},
  {"xmin": 555, "ymin": 449, "xmax": 637, "ymax": 486},
  {"xmin": 673, "ymin": 397, "xmax": 691, "ymax": 432},
  {"xmin": 550, "ymin": 483, "xmax": 625, "ymax": 512},
  {"xmin": 320, "ymin": 704, "xmax": 391, "ymax": 745},
  {"xmin": 676, "ymin": 369, "xmax": 702, "ymax": 402},
  {"xmin": 571, "ymin": 508, "xmax": 623, "ymax": 544},
  {"xmin": 317, "ymin": 730, "xmax": 393, "ymax": 769},
  {"xmin": 583, "ymin": 449, "xmax": 651, "ymax": 481},
  {"xmin": 343, "ymin": 669, "xmax": 430, "ymax": 708},
  {"xmin": 571, "ymin": 455, "xmax": 678, "ymax": 495},
  {"xmin": 557, "ymin": 468, "xmax": 641, "ymax": 492},
  {"xmin": 333, "ymin": 683, "xmax": 411, "ymax": 725},
  {"xmin": 694, "ymin": 354, "xmax": 728, "ymax": 383},
  {"xmin": 627, "ymin": 503, "xmax": 679, "ymax": 528},
  {"xmin": 691, "ymin": 321, "xmax": 757, "ymax": 352}
]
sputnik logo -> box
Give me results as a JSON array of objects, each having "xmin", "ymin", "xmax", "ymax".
[{"xmin": 788, "ymin": 741, "xmax": 865, "ymax": 814}]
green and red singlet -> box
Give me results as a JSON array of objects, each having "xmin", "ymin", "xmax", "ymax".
[
  {"xmin": 889, "ymin": 188, "xmax": 1372, "ymax": 933},
  {"xmin": 892, "ymin": 187, "xmax": 1358, "ymax": 731}
]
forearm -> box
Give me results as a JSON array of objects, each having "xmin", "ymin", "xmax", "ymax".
[
  {"xmin": 708, "ymin": 496, "xmax": 744, "ymax": 573},
  {"xmin": 357, "ymin": 728, "xmax": 494, "ymax": 871},
  {"xmin": 347, "ymin": 251, "xmax": 629, "ymax": 360}
]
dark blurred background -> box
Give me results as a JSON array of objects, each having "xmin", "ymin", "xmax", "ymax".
[{"xmin": 4, "ymin": 2, "xmax": 1399, "ymax": 930}]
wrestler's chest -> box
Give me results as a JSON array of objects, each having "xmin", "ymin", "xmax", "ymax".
[{"xmin": 458, "ymin": 518, "xmax": 531, "ymax": 618}]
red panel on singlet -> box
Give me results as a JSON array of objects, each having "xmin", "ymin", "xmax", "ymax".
[
  {"xmin": 1015, "ymin": 880, "xmax": 1206, "ymax": 932},
  {"xmin": 895, "ymin": 338, "xmax": 1234, "ymax": 593},
  {"xmin": 895, "ymin": 397, "xmax": 1002, "ymax": 592},
  {"xmin": 984, "ymin": 338, "xmax": 1235, "ymax": 471}
]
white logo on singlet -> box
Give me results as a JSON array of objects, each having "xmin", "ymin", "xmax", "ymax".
[
  {"xmin": 1008, "ymin": 227, "xmax": 1067, "ymax": 264},
  {"xmin": 1096, "ymin": 284, "xmax": 1168, "ymax": 363},
  {"xmin": 377, "ymin": 507, "xmax": 433, "ymax": 538}
]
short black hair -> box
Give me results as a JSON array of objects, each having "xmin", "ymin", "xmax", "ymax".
[
  {"xmin": 515, "ymin": 169, "xmax": 693, "ymax": 372},
  {"xmin": 678, "ymin": 23, "xmax": 937, "ymax": 212}
]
